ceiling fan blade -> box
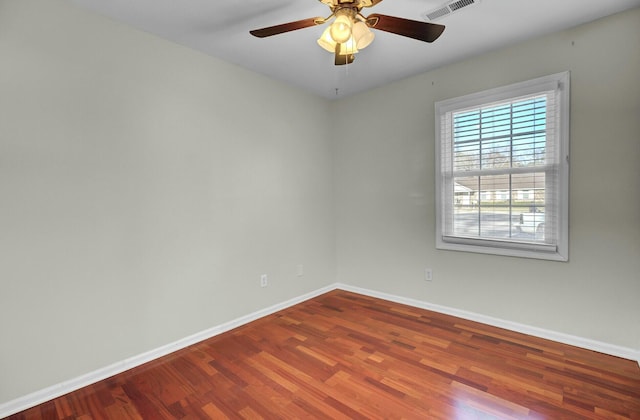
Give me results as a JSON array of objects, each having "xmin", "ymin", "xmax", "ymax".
[
  {"xmin": 367, "ymin": 14, "xmax": 445, "ymax": 43},
  {"xmin": 250, "ymin": 17, "xmax": 322, "ymax": 38}
]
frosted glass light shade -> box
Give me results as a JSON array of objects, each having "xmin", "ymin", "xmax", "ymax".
[
  {"xmin": 319, "ymin": 29, "xmax": 359, "ymax": 55},
  {"xmin": 317, "ymin": 27, "xmax": 336, "ymax": 53},
  {"xmin": 338, "ymin": 36, "xmax": 359, "ymax": 55},
  {"xmin": 330, "ymin": 15, "xmax": 352, "ymax": 43},
  {"xmin": 352, "ymin": 21, "xmax": 374, "ymax": 49}
]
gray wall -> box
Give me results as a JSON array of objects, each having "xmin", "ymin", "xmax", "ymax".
[
  {"xmin": 333, "ymin": 8, "xmax": 640, "ymax": 352},
  {"xmin": 0, "ymin": 0, "xmax": 335, "ymax": 403}
]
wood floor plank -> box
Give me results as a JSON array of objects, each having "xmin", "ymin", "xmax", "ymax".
[{"xmin": 6, "ymin": 290, "xmax": 640, "ymax": 419}]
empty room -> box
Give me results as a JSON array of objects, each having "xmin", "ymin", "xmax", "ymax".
[{"xmin": 1, "ymin": 0, "xmax": 639, "ymax": 418}]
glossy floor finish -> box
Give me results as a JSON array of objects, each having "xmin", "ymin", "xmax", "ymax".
[{"xmin": 8, "ymin": 290, "xmax": 640, "ymax": 419}]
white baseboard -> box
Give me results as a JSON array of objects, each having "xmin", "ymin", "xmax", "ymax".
[
  {"xmin": 336, "ymin": 283, "xmax": 640, "ymax": 364},
  {"xmin": 0, "ymin": 284, "xmax": 335, "ymax": 419},
  {"xmin": 2, "ymin": 282, "xmax": 638, "ymax": 418}
]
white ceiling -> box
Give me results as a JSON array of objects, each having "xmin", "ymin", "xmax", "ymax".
[{"xmin": 70, "ymin": 0, "xmax": 640, "ymax": 99}]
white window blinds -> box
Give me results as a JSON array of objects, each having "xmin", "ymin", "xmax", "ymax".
[{"xmin": 435, "ymin": 72, "xmax": 569, "ymax": 261}]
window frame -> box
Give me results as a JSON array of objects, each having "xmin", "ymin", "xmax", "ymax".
[{"xmin": 435, "ymin": 72, "xmax": 570, "ymax": 261}]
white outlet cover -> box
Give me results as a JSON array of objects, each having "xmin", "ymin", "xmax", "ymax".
[{"xmin": 425, "ymin": 269, "xmax": 433, "ymax": 281}]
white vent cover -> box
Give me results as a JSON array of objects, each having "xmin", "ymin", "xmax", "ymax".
[{"xmin": 422, "ymin": 0, "xmax": 480, "ymax": 21}]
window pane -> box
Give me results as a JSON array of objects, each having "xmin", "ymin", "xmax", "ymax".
[
  {"xmin": 449, "ymin": 95, "xmax": 550, "ymax": 243},
  {"xmin": 453, "ymin": 96, "xmax": 548, "ymax": 172},
  {"xmin": 453, "ymin": 111, "xmax": 480, "ymax": 171},
  {"xmin": 512, "ymin": 173, "xmax": 546, "ymax": 240},
  {"xmin": 479, "ymin": 175, "xmax": 512, "ymax": 239},
  {"xmin": 452, "ymin": 173, "xmax": 547, "ymax": 243},
  {"xmin": 453, "ymin": 175, "xmax": 479, "ymax": 237}
]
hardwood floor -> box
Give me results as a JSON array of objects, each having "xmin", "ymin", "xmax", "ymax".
[{"xmin": 7, "ymin": 290, "xmax": 640, "ymax": 419}]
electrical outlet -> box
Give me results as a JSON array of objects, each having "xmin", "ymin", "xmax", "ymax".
[
  {"xmin": 425, "ymin": 268, "xmax": 433, "ymax": 281},
  {"xmin": 296, "ymin": 264, "xmax": 304, "ymax": 277},
  {"xmin": 260, "ymin": 274, "xmax": 268, "ymax": 287}
]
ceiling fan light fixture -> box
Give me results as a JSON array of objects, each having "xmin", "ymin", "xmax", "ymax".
[
  {"xmin": 352, "ymin": 20, "xmax": 374, "ymax": 49},
  {"xmin": 251, "ymin": 0, "xmax": 446, "ymax": 66},
  {"xmin": 330, "ymin": 14, "xmax": 353, "ymax": 43}
]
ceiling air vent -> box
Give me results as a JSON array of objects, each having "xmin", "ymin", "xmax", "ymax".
[{"xmin": 422, "ymin": 0, "xmax": 480, "ymax": 22}]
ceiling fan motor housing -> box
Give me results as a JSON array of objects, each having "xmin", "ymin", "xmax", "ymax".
[{"xmin": 321, "ymin": 0, "xmax": 374, "ymax": 11}]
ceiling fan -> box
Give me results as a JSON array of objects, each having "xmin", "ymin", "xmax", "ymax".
[{"xmin": 250, "ymin": 0, "xmax": 445, "ymax": 65}]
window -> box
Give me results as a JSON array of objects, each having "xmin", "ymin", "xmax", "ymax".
[{"xmin": 435, "ymin": 72, "xmax": 569, "ymax": 261}]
